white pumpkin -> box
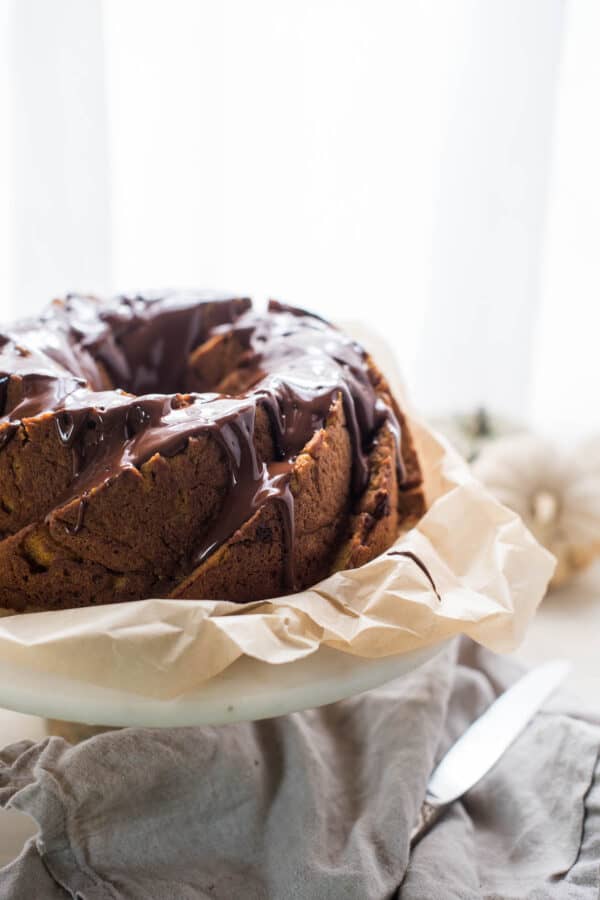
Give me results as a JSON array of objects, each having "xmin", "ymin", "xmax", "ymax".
[{"xmin": 473, "ymin": 434, "xmax": 600, "ymax": 587}]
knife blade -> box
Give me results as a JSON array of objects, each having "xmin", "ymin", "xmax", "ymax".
[{"xmin": 410, "ymin": 659, "xmax": 570, "ymax": 848}]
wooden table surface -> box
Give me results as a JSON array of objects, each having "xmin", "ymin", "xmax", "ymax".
[{"xmin": 1, "ymin": 567, "xmax": 598, "ymax": 868}]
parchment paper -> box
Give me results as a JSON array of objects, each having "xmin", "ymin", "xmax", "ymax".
[{"xmin": 0, "ymin": 409, "xmax": 555, "ymax": 700}]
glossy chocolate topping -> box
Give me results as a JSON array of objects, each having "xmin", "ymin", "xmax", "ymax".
[
  {"xmin": 389, "ymin": 551, "xmax": 441, "ymax": 603},
  {"xmin": 0, "ymin": 292, "xmax": 404, "ymax": 593}
]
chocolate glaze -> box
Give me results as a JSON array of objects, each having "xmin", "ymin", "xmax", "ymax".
[
  {"xmin": 0, "ymin": 292, "xmax": 405, "ymax": 593},
  {"xmin": 75, "ymin": 291, "xmax": 251, "ymax": 394},
  {"xmin": 388, "ymin": 551, "xmax": 441, "ymax": 602},
  {"xmin": 204, "ymin": 300, "xmax": 405, "ymax": 486},
  {"xmin": 0, "ymin": 376, "xmax": 9, "ymax": 416},
  {"xmin": 0, "ymin": 291, "xmax": 250, "ymax": 419}
]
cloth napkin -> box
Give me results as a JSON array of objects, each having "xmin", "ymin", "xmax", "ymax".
[{"xmin": 0, "ymin": 638, "xmax": 598, "ymax": 900}]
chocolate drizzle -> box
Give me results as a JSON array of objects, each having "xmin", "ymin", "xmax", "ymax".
[
  {"xmin": 187, "ymin": 406, "xmax": 297, "ymax": 589},
  {"xmin": 65, "ymin": 497, "xmax": 88, "ymax": 536},
  {"xmin": 0, "ymin": 375, "xmax": 9, "ymax": 417},
  {"xmin": 0, "ymin": 292, "xmax": 405, "ymax": 594},
  {"xmin": 389, "ymin": 551, "xmax": 441, "ymax": 603}
]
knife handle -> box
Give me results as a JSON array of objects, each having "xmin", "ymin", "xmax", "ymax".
[{"xmin": 409, "ymin": 799, "xmax": 447, "ymax": 849}]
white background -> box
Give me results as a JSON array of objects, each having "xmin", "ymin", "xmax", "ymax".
[{"xmin": 1, "ymin": 0, "xmax": 599, "ymax": 435}]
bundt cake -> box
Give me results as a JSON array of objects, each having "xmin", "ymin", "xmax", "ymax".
[{"xmin": 0, "ymin": 292, "xmax": 425, "ymax": 612}]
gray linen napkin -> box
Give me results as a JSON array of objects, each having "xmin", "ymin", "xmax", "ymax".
[{"xmin": 0, "ymin": 638, "xmax": 598, "ymax": 900}]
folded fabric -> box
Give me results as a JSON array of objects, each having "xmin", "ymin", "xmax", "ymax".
[{"xmin": 0, "ymin": 638, "xmax": 598, "ymax": 899}]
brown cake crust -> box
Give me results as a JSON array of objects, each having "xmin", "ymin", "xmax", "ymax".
[{"xmin": 0, "ymin": 293, "xmax": 426, "ymax": 611}]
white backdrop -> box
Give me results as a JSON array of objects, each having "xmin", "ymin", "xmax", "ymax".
[{"xmin": 2, "ymin": 0, "xmax": 598, "ymax": 436}]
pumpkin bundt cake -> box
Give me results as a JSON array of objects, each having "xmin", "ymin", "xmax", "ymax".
[{"xmin": 0, "ymin": 292, "xmax": 425, "ymax": 611}]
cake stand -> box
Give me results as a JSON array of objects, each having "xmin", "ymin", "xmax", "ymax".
[{"xmin": 0, "ymin": 641, "xmax": 446, "ymax": 729}]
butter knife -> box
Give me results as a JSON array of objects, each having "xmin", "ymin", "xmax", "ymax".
[{"xmin": 410, "ymin": 659, "xmax": 570, "ymax": 848}]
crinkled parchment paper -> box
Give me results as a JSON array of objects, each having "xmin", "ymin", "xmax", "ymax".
[{"xmin": 0, "ymin": 411, "xmax": 555, "ymax": 700}]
